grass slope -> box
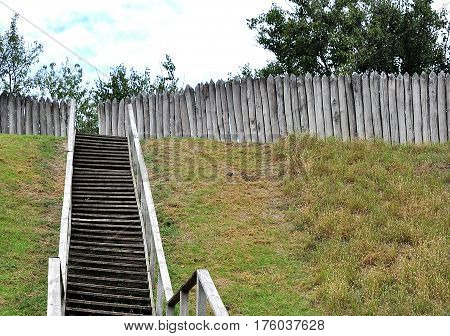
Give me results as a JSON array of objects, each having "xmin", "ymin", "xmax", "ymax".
[
  {"xmin": 143, "ymin": 135, "xmax": 449, "ymax": 316},
  {"xmin": 0, "ymin": 134, "xmax": 65, "ymax": 316}
]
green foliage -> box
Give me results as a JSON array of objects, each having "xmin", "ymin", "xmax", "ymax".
[
  {"xmin": 34, "ymin": 60, "xmax": 96, "ymax": 133},
  {"xmin": 92, "ymin": 54, "xmax": 179, "ymax": 104},
  {"xmin": 248, "ymin": 0, "xmax": 450, "ymax": 76},
  {"xmin": 0, "ymin": 14, "xmax": 43, "ymax": 94}
]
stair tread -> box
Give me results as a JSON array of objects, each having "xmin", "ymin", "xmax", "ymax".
[
  {"xmin": 66, "ymin": 298, "xmax": 151, "ymax": 310},
  {"xmin": 71, "ymin": 228, "xmax": 143, "ymax": 235},
  {"xmin": 65, "ymin": 307, "xmax": 145, "ymax": 316},
  {"xmin": 68, "ymin": 273, "xmax": 148, "ymax": 284},
  {"xmin": 69, "ymin": 252, "xmax": 146, "ymax": 262},
  {"xmin": 69, "ymin": 265, "xmax": 148, "ymax": 275},
  {"xmin": 67, "ymin": 290, "xmax": 150, "ymax": 302},
  {"xmin": 67, "ymin": 282, "xmax": 150, "ymax": 294}
]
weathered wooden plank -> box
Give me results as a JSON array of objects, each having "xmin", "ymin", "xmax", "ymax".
[
  {"xmin": 370, "ymin": 72, "xmax": 382, "ymax": 138},
  {"xmin": 180, "ymin": 89, "xmax": 191, "ymax": 137},
  {"xmin": 379, "ymin": 72, "xmax": 390, "ymax": 142},
  {"xmin": 195, "ymin": 84, "xmax": 204, "ymax": 138},
  {"xmin": 201, "ymin": 84, "xmax": 208, "ymax": 137},
  {"xmin": 437, "ymin": 71, "xmax": 447, "ymax": 143},
  {"xmin": 162, "ymin": 92, "xmax": 170, "ymax": 137},
  {"xmin": 32, "ymin": 98, "xmax": 39, "ymax": 134},
  {"xmin": 214, "ymin": 81, "xmax": 225, "ymax": 141},
  {"xmin": 46, "ymin": 98, "xmax": 54, "ymax": 135},
  {"xmin": 388, "ymin": 74, "xmax": 399, "ymax": 144},
  {"xmin": 283, "ymin": 75, "xmax": 294, "ymax": 134},
  {"xmin": 338, "ymin": 75, "xmax": 349, "ymax": 141},
  {"xmin": 322, "ymin": 74, "xmax": 333, "ymax": 137},
  {"xmin": 98, "ymin": 102, "xmax": 104, "ymax": 135},
  {"xmin": 169, "ymin": 93, "xmax": 175, "ymax": 137},
  {"xmin": 267, "ymin": 75, "xmax": 279, "ymax": 140},
  {"xmin": 16, "ymin": 96, "xmax": 23, "ymax": 134},
  {"xmin": 330, "ymin": 74, "xmax": 341, "ymax": 138},
  {"xmin": 352, "ymin": 73, "xmax": 365, "ymax": 139},
  {"xmin": 105, "ymin": 99, "xmax": 112, "ymax": 136},
  {"xmin": 118, "ymin": 98, "xmax": 125, "ymax": 136},
  {"xmin": 8, "ymin": 96, "xmax": 16, "ymax": 134},
  {"xmin": 396, "ymin": 74, "xmax": 407, "ymax": 144},
  {"xmin": 313, "ymin": 74, "xmax": 325, "ymax": 138},
  {"xmin": 61, "ymin": 101, "xmax": 67, "ymax": 137},
  {"xmin": 403, "ymin": 73, "xmax": 414, "ymax": 143},
  {"xmin": 0, "ymin": 93, "xmax": 7, "ymax": 133},
  {"xmin": 253, "ymin": 79, "xmax": 265, "ymax": 142},
  {"xmin": 23, "ymin": 97, "xmax": 31, "ymax": 135},
  {"xmin": 24, "ymin": 97, "xmax": 32, "ymax": 134},
  {"xmin": 412, "ymin": 73, "xmax": 422, "ymax": 143},
  {"xmin": 39, "ymin": 98, "xmax": 47, "ymax": 135},
  {"xmin": 204, "ymin": 84, "xmax": 213, "ymax": 139},
  {"xmin": 240, "ymin": 79, "xmax": 251, "ymax": 141},
  {"xmin": 174, "ymin": 92, "xmax": 182, "ymax": 137},
  {"xmin": 232, "ymin": 78, "xmax": 245, "ymax": 142},
  {"xmin": 186, "ymin": 85, "xmax": 198, "ymax": 138},
  {"xmin": 305, "ymin": 73, "xmax": 316, "ymax": 135},
  {"xmin": 447, "ymin": 74, "xmax": 450, "ymax": 140},
  {"xmin": 225, "ymin": 81, "xmax": 237, "ymax": 141},
  {"xmin": 219, "ymin": 80, "xmax": 230, "ymax": 141},
  {"xmin": 260, "ymin": 77, "xmax": 272, "ymax": 142},
  {"xmin": 275, "ymin": 75, "xmax": 287, "ymax": 137},
  {"xmin": 53, "ymin": 100, "xmax": 61, "ymax": 136},
  {"xmin": 290, "ymin": 75, "xmax": 300, "ymax": 132},
  {"xmin": 296, "ymin": 75, "xmax": 308, "ymax": 132},
  {"xmin": 135, "ymin": 94, "xmax": 144, "ymax": 138},
  {"xmin": 420, "ymin": 72, "xmax": 430, "ymax": 143},
  {"xmin": 157, "ymin": 93, "xmax": 165, "ymax": 138},
  {"xmin": 345, "ymin": 75, "xmax": 357, "ymax": 139},
  {"xmin": 428, "ymin": 72, "xmax": 439, "ymax": 143},
  {"xmin": 209, "ymin": 81, "xmax": 220, "ymax": 140},
  {"xmin": 148, "ymin": 94, "xmax": 156, "ymax": 138},
  {"xmin": 247, "ymin": 78, "xmax": 258, "ymax": 142},
  {"xmin": 362, "ymin": 73, "xmax": 373, "ymax": 139},
  {"xmin": 112, "ymin": 98, "xmax": 119, "ymax": 136}
]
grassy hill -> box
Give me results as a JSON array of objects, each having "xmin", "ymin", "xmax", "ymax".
[
  {"xmin": 0, "ymin": 134, "xmax": 65, "ymax": 315},
  {"xmin": 0, "ymin": 133, "xmax": 447, "ymax": 316},
  {"xmin": 143, "ymin": 135, "xmax": 449, "ymax": 315}
]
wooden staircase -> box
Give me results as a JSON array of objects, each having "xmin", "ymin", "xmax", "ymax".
[
  {"xmin": 48, "ymin": 101, "xmax": 228, "ymax": 317},
  {"xmin": 64, "ymin": 133, "xmax": 152, "ymax": 316}
]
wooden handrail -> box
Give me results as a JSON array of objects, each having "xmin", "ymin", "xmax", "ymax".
[
  {"xmin": 168, "ymin": 269, "xmax": 228, "ymax": 316},
  {"xmin": 126, "ymin": 104, "xmax": 174, "ymax": 315},
  {"xmin": 47, "ymin": 99, "xmax": 76, "ymax": 316},
  {"xmin": 125, "ymin": 103, "xmax": 227, "ymax": 316}
]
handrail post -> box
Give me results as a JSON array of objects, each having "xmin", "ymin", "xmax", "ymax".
[
  {"xmin": 47, "ymin": 257, "xmax": 62, "ymax": 316},
  {"xmin": 196, "ymin": 274, "xmax": 207, "ymax": 316}
]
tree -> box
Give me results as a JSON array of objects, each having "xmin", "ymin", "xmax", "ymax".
[
  {"xmin": 92, "ymin": 54, "xmax": 179, "ymax": 104},
  {"xmin": 34, "ymin": 60, "xmax": 95, "ymax": 133},
  {"xmin": 0, "ymin": 14, "xmax": 43, "ymax": 94},
  {"xmin": 248, "ymin": 0, "xmax": 449, "ymax": 76}
]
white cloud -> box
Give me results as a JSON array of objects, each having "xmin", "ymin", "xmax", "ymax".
[
  {"xmin": 0, "ymin": 0, "xmax": 281, "ymax": 87},
  {"xmin": 0, "ymin": 0, "xmax": 448, "ymax": 88}
]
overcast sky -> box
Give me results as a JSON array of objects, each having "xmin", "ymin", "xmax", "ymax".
[{"xmin": 0, "ymin": 0, "xmax": 448, "ymax": 88}]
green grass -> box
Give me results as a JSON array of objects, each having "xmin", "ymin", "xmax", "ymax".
[
  {"xmin": 0, "ymin": 134, "xmax": 65, "ymax": 316},
  {"xmin": 143, "ymin": 135, "xmax": 449, "ymax": 316}
]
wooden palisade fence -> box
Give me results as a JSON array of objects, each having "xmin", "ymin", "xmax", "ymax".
[
  {"xmin": 0, "ymin": 93, "xmax": 70, "ymax": 136},
  {"xmin": 99, "ymin": 71, "xmax": 450, "ymax": 144}
]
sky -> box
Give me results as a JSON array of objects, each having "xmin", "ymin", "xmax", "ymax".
[{"xmin": 0, "ymin": 0, "xmax": 448, "ymax": 88}]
